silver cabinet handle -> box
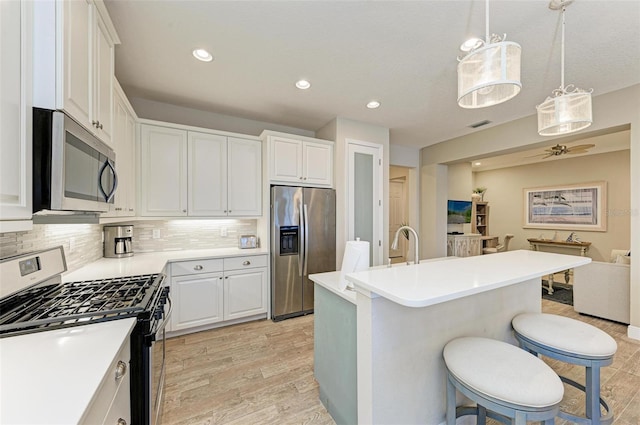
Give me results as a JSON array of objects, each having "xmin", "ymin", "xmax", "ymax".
[
  {"xmin": 98, "ymin": 122, "xmax": 103, "ymax": 129},
  {"xmin": 228, "ymin": 210, "xmax": 231, "ymax": 213},
  {"xmin": 193, "ymin": 265, "xmax": 203, "ymax": 271},
  {"xmin": 117, "ymin": 419, "xmax": 127, "ymax": 425},
  {"xmin": 92, "ymin": 120, "xmax": 98, "ymax": 127},
  {"xmin": 182, "ymin": 209, "xmax": 187, "ymax": 213},
  {"xmin": 115, "ymin": 360, "xmax": 127, "ymax": 380},
  {"xmin": 242, "ymin": 260, "xmax": 251, "ymax": 266}
]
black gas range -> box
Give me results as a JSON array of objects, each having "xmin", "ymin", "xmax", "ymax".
[{"xmin": 0, "ymin": 246, "xmax": 171, "ymax": 425}]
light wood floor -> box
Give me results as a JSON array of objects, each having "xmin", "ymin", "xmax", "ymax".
[{"xmin": 160, "ymin": 300, "xmax": 640, "ymax": 425}]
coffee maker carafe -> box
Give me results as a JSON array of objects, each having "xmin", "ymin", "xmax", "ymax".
[{"xmin": 104, "ymin": 225, "xmax": 134, "ymax": 258}]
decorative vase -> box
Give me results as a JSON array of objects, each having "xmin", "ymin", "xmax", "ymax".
[{"xmin": 471, "ymin": 193, "xmax": 481, "ymax": 202}]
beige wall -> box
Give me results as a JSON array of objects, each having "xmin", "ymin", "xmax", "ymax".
[
  {"xmin": 419, "ymin": 84, "xmax": 640, "ymax": 339},
  {"xmin": 474, "ymin": 150, "xmax": 630, "ymax": 262}
]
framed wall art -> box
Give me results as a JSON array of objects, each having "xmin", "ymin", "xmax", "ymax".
[{"xmin": 523, "ymin": 181, "xmax": 607, "ymax": 231}]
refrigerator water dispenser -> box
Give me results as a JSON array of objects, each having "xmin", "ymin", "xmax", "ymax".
[{"xmin": 279, "ymin": 226, "xmax": 299, "ymax": 255}]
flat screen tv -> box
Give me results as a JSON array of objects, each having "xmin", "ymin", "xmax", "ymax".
[{"xmin": 447, "ymin": 200, "xmax": 472, "ymax": 224}]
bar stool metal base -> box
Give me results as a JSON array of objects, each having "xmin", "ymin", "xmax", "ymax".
[{"xmin": 514, "ymin": 332, "xmax": 614, "ymax": 425}]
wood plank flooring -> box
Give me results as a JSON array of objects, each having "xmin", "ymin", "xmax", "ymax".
[{"xmin": 160, "ymin": 300, "xmax": 640, "ymax": 425}]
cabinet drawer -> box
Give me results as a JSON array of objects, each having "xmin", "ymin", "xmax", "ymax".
[
  {"xmin": 224, "ymin": 255, "xmax": 268, "ymax": 271},
  {"xmin": 171, "ymin": 258, "xmax": 223, "ymax": 276},
  {"xmin": 81, "ymin": 338, "xmax": 130, "ymax": 425}
]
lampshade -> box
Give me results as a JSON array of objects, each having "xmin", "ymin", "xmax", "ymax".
[
  {"xmin": 457, "ymin": 41, "xmax": 522, "ymax": 108},
  {"xmin": 536, "ymin": 90, "xmax": 592, "ymax": 136},
  {"xmin": 536, "ymin": 1, "xmax": 593, "ymax": 136}
]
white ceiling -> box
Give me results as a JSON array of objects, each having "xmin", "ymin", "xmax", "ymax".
[{"xmin": 103, "ymin": 0, "xmax": 640, "ymax": 150}]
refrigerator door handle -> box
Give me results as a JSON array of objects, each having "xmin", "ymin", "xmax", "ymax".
[
  {"xmin": 303, "ymin": 203, "xmax": 309, "ymax": 276},
  {"xmin": 299, "ymin": 199, "xmax": 305, "ymax": 277}
]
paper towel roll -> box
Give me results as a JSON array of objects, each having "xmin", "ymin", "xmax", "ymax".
[{"xmin": 338, "ymin": 239, "xmax": 370, "ymax": 291}]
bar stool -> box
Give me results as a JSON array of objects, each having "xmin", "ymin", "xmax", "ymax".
[
  {"xmin": 443, "ymin": 337, "xmax": 563, "ymax": 425},
  {"xmin": 512, "ymin": 313, "xmax": 617, "ymax": 425}
]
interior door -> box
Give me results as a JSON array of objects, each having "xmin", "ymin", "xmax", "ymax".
[
  {"xmin": 347, "ymin": 141, "xmax": 383, "ymax": 266},
  {"xmin": 389, "ymin": 179, "xmax": 406, "ymax": 260}
]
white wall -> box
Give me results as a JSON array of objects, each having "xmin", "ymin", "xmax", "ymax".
[
  {"xmin": 129, "ymin": 97, "xmax": 315, "ymax": 137},
  {"xmin": 420, "ymin": 84, "xmax": 640, "ymax": 339},
  {"xmin": 390, "ymin": 144, "xmax": 421, "ymax": 261}
]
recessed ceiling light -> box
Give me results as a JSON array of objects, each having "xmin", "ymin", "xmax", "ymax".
[
  {"xmin": 474, "ymin": 162, "xmax": 482, "ymax": 166},
  {"xmin": 366, "ymin": 100, "xmax": 381, "ymax": 109},
  {"xmin": 192, "ymin": 49, "xmax": 213, "ymax": 62},
  {"xmin": 296, "ymin": 80, "xmax": 311, "ymax": 90},
  {"xmin": 460, "ymin": 38, "xmax": 483, "ymax": 52}
]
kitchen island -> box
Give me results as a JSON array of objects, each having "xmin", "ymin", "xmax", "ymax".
[{"xmin": 310, "ymin": 250, "xmax": 591, "ymax": 425}]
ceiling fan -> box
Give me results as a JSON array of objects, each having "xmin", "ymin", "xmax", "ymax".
[{"xmin": 527, "ymin": 143, "xmax": 595, "ymax": 159}]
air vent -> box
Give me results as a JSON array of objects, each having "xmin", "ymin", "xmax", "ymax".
[{"xmin": 469, "ymin": 120, "xmax": 492, "ymax": 128}]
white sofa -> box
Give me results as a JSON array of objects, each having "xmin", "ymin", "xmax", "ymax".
[{"xmin": 573, "ymin": 250, "xmax": 630, "ymax": 324}]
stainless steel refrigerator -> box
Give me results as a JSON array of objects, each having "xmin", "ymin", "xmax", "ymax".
[{"xmin": 271, "ymin": 185, "xmax": 336, "ymax": 321}]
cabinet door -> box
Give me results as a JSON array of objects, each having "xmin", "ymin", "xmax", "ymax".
[
  {"xmin": 469, "ymin": 236, "xmax": 482, "ymax": 256},
  {"xmin": 172, "ymin": 271, "xmax": 224, "ymax": 331},
  {"xmin": 140, "ymin": 125, "xmax": 188, "ymax": 216},
  {"xmin": 92, "ymin": 9, "xmax": 114, "ymax": 145},
  {"xmin": 123, "ymin": 111, "xmax": 136, "ymax": 216},
  {"xmin": 0, "ymin": 0, "xmax": 32, "ymax": 230},
  {"xmin": 223, "ymin": 268, "xmax": 267, "ymax": 321},
  {"xmin": 303, "ymin": 142, "xmax": 333, "ymax": 186},
  {"xmin": 188, "ymin": 132, "xmax": 227, "ymax": 216},
  {"xmin": 227, "ymin": 137, "xmax": 261, "ymax": 216},
  {"xmin": 270, "ymin": 136, "xmax": 302, "ymax": 183},
  {"xmin": 61, "ymin": 0, "xmax": 91, "ymax": 130}
]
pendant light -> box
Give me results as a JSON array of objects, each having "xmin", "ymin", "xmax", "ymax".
[
  {"xmin": 536, "ymin": 0, "xmax": 593, "ymax": 136},
  {"xmin": 457, "ymin": 0, "xmax": 522, "ymax": 109}
]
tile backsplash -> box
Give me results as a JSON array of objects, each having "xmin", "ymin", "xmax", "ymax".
[
  {"xmin": 0, "ymin": 224, "xmax": 103, "ymax": 272},
  {"xmin": 0, "ymin": 219, "xmax": 258, "ymax": 273}
]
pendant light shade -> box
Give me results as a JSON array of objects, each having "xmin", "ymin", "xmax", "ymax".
[
  {"xmin": 536, "ymin": 1, "xmax": 592, "ymax": 136},
  {"xmin": 537, "ymin": 89, "xmax": 592, "ymax": 136},
  {"xmin": 457, "ymin": 41, "xmax": 522, "ymax": 108},
  {"xmin": 457, "ymin": 0, "xmax": 522, "ymax": 109}
]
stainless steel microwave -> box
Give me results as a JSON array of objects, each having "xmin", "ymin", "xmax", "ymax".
[{"xmin": 33, "ymin": 108, "xmax": 117, "ymax": 213}]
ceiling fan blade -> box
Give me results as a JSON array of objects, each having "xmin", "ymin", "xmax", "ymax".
[
  {"xmin": 566, "ymin": 149, "xmax": 590, "ymax": 154},
  {"xmin": 541, "ymin": 153, "xmax": 555, "ymax": 159},
  {"xmin": 524, "ymin": 153, "xmax": 549, "ymax": 158},
  {"xmin": 567, "ymin": 144, "xmax": 595, "ymax": 152}
]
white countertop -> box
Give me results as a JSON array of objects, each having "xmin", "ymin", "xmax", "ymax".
[
  {"xmin": 0, "ymin": 318, "xmax": 136, "ymax": 425},
  {"xmin": 346, "ymin": 250, "xmax": 591, "ymax": 308},
  {"xmin": 63, "ymin": 247, "xmax": 268, "ymax": 282}
]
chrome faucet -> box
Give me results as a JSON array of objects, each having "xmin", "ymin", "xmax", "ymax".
[{"xmin": 391, "ymin": 225, "xmax": 420, "ymax": 265}]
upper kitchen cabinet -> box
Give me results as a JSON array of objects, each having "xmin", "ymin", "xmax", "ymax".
[
  {"xmin": 263, "ymin": 132, "xmax": 334, "ymax": 188},
  {"xmin": 188, "ymin": 132, "xmax": 262, "ymax": 217},
  {"xmin": 102, "ymin": 80, "xmax": 137, "ymax": 218},
  {"xmin": 140, "ymin": 123, "xmax": 262, "ymax": 218},
  {"xmin": 0, "ymin": 0, "xmax": 33, "ymax": 232},
  {"xmin": 140, "ymin": 124, "xmax": 188, "ymax": 216},
  {"xmin": 33, "ymin": 0, "xmax": 120, "ymax": 146}
]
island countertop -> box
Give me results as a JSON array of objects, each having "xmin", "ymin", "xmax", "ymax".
[{"xmin": 346, "ymin": 249, "xmax": 590, "ymax": 308}]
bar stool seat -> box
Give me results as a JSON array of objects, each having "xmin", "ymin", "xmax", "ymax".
[
  {"xmin": 512, "ymin": 313, "xmax": 617, "ymax": 425},
  {"xmin": 443, "ymin": 337, "xmax": 563, "ymax": 425}
]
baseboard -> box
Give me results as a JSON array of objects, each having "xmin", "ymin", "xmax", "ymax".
[{"xmin": 628, "ymin": 325, "xmax": 640, "ymax": 341}]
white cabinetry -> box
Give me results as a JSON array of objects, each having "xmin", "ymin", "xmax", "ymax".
[
  {"xmin": 81, "ymin": 336, "xmax": 131, "ymax": 425},
  {"xmin": 169, "ymin": 254, "xmax": 268, "ymax": 334},
  {"xmin": 140, "ymin": 125, "xmax": 188, "ymax": 216},
  {"xmin": 267, "ymin": 134, "xmax": 334, "ymax": 187},
  {"xmin": 33, "ymin": 0, "xmax": 119, "ymax": 146},
  {"xmin": 103, "ymin": 80, "xmax": 137, "ymax": 218},
  {"xmin": 447, "ymin": 234, "xmax": 482, "ymax": 257},
  {"xmin": 140, "ymin": 123, "xmax": 262, "ymax": 217},
  {"xmin": 0, "ymin": 0, "xmax": 32, "ymax": 232}
]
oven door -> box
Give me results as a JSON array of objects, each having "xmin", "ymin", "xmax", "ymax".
[{"xmin": 149, "ymin": 295, "xmax": 172, "ymax": 425}]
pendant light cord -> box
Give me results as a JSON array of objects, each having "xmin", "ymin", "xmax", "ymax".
[
  {"xmin": 561, "ymin": 6, "xmax": 566, "ymax": 90},
  {"xmin": 485, "ymin": 0, "xmax": 490, "ymax": 42}
]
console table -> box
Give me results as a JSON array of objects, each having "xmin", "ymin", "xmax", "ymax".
[{"xmin": 527, "ymin": 238, "xmax": 591, "ymax": 294}]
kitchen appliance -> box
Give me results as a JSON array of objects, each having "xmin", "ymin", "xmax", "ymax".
[
  {"xmin": 0, "ymin": 246, "xmax": 170, "ymax": 425},
  {"xmin": 32, "ymin": 107, "xmax": 118, "ymax": 214},
  {"xmin": 239, "ymin": 234, "xmax": 258, "ymax": 249},
  {"xmin": 271, "ymin": 185, "xmax": 336, "ymax": 321},
  {"xmin": 104, "ymin": 225, "xmax": 134, "ymax": 258}
]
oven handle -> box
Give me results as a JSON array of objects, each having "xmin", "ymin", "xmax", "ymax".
[{"xmin": 145, "ymin": 295, "xmax": 172, "ymax": 344}]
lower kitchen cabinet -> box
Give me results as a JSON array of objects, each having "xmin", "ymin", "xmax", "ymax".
[{"xmin": 169, "ymin": 254, "xmax": 268, "ymax": 334}]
